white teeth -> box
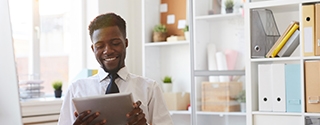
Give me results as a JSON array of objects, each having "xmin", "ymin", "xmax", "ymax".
[{"xmin": 105, "ymin": 57, "xmax": 116, "ymax": 61}]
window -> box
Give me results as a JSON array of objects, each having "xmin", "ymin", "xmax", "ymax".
[{"xmin": 9, "ymin": 0, "xmax": 83, "ymax": 98}]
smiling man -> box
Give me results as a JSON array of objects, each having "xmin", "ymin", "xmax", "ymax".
[{"xmin": 58, "ymin": 13, "xmax": 173, "ymax": 125}]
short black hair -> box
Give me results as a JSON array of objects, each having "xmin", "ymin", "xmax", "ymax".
[{"xmin": 88, "ymin": 13, "xmax": 126, "ymax": 40}]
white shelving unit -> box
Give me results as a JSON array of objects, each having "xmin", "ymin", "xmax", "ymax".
[
  {"xmin": 189, "ymin": 0, "xmax": 246, "ymax": 124},
  {"xmin": 142, "ymin": 0, "xmax": 191, "ymax": 92},
  {"xmin": 245, "ymin": 0, "xmax": 320, "ymax": 125},
  {"xmin": 142, "ymin": 0, "xmax": 191, "ymax": 124}
]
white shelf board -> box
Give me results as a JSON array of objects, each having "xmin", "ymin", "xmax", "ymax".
[
  {"xmin": 144, "ymin": 40, "xmax": 189, "ymax": 47},
  {"xmin": 170, "ymin": 110, "xmax": 191, "ymax": 115},
  {"xmin": 194, "ymin": 70, "xmax": 245, "ymax": 76},
  {"xmin": 302, "ymin": 0, "xmax": 320, "ymax": 4},
  {"xmin": 252, "ymin": 111, "xmax": 303, "ymax": 116},
  {"xmin": 305, "ymin": 113, "xmax": 320, "ymax": 117},
  {"xmin": 247, "ymin": 0, "xmax": 300, "ymax": 13},
  {"xmin": 251, "ymin": 57, "xmax": 301, "ymax": 62},
  {"xmin": 195, "ymin": 13, "xmax": 243, "ymax": 21},
  {"xmin": 303, "ymin": 56, "xmax": 320, "ymax": 60},
  {"xmin": 197, "ymin": 111, "xmax": 246, "ymax": 116}
]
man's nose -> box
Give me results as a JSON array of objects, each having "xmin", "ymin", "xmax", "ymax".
[{"xmin": 102, "ymin": 45, "xmax": 114, "ymax": 54}]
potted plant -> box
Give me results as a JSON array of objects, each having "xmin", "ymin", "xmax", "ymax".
[
  {"xmin": 182, "ymin": 25, "xmax": 189, "ymax": 41},
  {"xmin": 162, "ymin": 76, "xmax": 172, "ymax": 93},
  {"xmin": 52, "ymin": 80, "xmax": 63, "ymax": 98},
  {"xmin": 225, "ymin": 0, "xmax": 234, "ymax": 13},
  {"xmin": 153, "ymin": 24, "xmax": 167, "ymax": 42},
  {"xmin": 236, "ymin": 90, "xmax": 246, "ymax": 112}
]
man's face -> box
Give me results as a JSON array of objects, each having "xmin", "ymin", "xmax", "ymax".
[{"xmin": 91, "ymin": 26, "xmax": 128, "ymax": 73}]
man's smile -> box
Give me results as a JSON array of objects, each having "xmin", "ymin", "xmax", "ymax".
[{"xmin": 104, "ymin": 57, "xmax": 117, "ymax": 62}]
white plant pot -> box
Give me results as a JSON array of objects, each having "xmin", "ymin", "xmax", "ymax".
[
  {"xmin": 162, "ymin": 83, "xmax": 172, "ymax": 93},
  {"xmin": 240, "ymin": 103, "xmax": 246, "ymax": 112},
  {"xmin": 184, "ymin": 31, "xmax": 190, "ymax": 41}
]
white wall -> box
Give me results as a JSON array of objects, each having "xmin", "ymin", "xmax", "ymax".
[{"xmin": 0, "ymin": 0, "xmax": 23, "ymax": 124}]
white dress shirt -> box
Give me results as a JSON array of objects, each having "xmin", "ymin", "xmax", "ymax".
[{"xmin": 58, "ymin": 67, "xmax": 173, "ymax": 125}]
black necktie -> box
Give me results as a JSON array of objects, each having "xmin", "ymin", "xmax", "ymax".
[{"xmin": 105, "ymin": 73, "xmax": 119, "ymax": 94}]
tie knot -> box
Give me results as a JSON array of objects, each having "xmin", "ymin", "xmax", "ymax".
[{"xmin": 109, "ymin": 73, "xmax": 119, "ymax": 81}]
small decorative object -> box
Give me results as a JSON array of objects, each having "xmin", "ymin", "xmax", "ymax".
[
  {"xmin": 236, "ymin": 90, "xmax": 246, "ymax": 112},
  {"xmin": 153, "ymin": 24, "xmax": 167, "ymax": 42},
  {"xmin": 183, "ymin": 25, "xmax": 189, "ymax": 41},
  {"xmin": 208, "ymin": 0, "xmax": 222, "ymax": 15},
  {"xmin": 162, "ymin": 76, "xmax": 172, "ymax": 93},
  {"xmin": 225, "ymin": 0, "xmax": 234, "ymax": 13},
  {"xmin": 52, "ymin": 80, "xmax": 63, "ymax": 98}
]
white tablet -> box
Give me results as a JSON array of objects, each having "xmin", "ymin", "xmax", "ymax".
[{"xmin": 72, "ymin": 93, "xmax": 133, "ymax": 125}]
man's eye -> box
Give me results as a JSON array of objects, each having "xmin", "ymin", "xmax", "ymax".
[
  {"xmin": 95, "ymin": 45, "xmax": 103, "ymax": 49},
  {"xmin": 112, "ymin": 41, "xmax": 121, "ymax": 45}
]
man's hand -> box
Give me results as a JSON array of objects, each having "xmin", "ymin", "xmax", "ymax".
[
  {"xmin": 73, "ymin": 110, "xmax": 107, "ymax": 125},
  {"xmin": 126, "ymin": 101, "xmax": 147, "ymax": 125}
]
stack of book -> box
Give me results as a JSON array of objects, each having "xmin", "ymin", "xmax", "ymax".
[{"xmin": 266, "ymin": 21, "xmax": 300, "ymax": 58}]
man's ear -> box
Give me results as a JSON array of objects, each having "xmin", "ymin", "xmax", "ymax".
[
  {"xmin": 91, "ymin": 44, "xmax": 94, "ymax": 52},
  {"xmin": 125, "ymin": 38, "xmax": 128, "ymax": 48}
]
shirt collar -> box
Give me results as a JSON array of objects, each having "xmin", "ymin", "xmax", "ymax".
[{"xmin": 98, "ymin": 67, "xmax": 129, "ymax": 82}]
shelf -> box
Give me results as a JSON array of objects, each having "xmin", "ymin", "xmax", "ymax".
[
  {"xmin": 302, "ymin": 0, "xmax": 320, "ymax": 3},
  {"xmin": 252, "ymin": 111, "xmax": 303, "ymax": 116},
  {"xmin": 194, "ymin": 70, "xmax": 245, "ymax": 76},
  {"xmin": 302, "ymin": 56, "xmax": 320, "ymax": 60},
  {"xmin": 305, "ymin": 113, "xmax": 320, "ymax": 117},
  {"xmin": 247, "ymin": 0, "xmax": 300, "ymax": 13},
  {"xmin": 195, "ymin": 13, "xmax": 243, "ymax": 21},
  {"xmin": 192, "ymin": 0, "xmax": 246, "ymax": 124},
  {"xmin": 251, "ymin": 57, "xmax": 301, "ymax": 62},
  {"xmin": 144, "ymin": 40, "xmax": 189, "ymax": 47},
  {"xmin": 169, "ymin": 110, "xmax": 191, "ymax": 115},
  {"xmin": 197, "ymin": 111, "xmax": 246, "ymax": 116}
]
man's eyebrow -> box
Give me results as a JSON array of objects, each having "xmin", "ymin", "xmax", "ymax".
[
  {"xmin": 93, "ymin": 38, "xmax": 122, "ymax": 45},
  {"xmin": 109, "ymin": 38, "xmax": 121, "ymax": 41},
  {"xmin": 93, "ymin": 41, "xmax": 103, "ymax": 45}
]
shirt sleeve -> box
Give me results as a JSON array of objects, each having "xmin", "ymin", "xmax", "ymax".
[
  {"xmin": 57, "ymin": 84, "xmax": 76, "ymax": 125},
  {"xmin": 148, "ymin": 82, "xmax": 173, "ymax": 125}
]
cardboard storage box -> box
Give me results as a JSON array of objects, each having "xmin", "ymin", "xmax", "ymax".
[
  {"xmin": 305, "ymin": 61, "xmax": 320, "ymax": 112},
  {"xmin": 163, "ymin": 92, "xmax": 190, "ymax": 110},
  {"xmin": 202, "ymin": 81, "xmax": 242, "ymax": 112}
]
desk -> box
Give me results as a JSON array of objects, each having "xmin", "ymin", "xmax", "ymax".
[{"xmin": 20, "ymin": 98, "xmax": 62, "ymax": 125}]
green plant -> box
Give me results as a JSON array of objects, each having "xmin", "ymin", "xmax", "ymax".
[
  {"xmin": 162, "ymin": 76, "xmax": 172, "ymax": 84},
  {"xmin": 225, "ymin": 0, "xmax": 234, "ymax": 9},
  {"xmin": 236, "ymin": 90, "xmax": 246, "ymax": 103},
  {"xmin": 52, "ymin": 81, "xmax": 63, "ymax": 90},
  {"xmin": 182, "ymin": 25, "xmax": 189, "ymax": 32},
  {"xmin": 153, "ymin": 24, "xmax": 167, "ymax": 33}
]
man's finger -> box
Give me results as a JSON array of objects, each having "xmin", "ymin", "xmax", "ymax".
[
  {"xmin": 134, "ymin": 101, "xmax": 142, "ymax": 108},
  {"xmin": 83, "ymin": 112, "xmax": 100, "ymax": 124},
  {"xmin": 74, "ymin": 111, "xmax": 79, "ymax": 117},
  {"xmin": 79, "ymin": 110, "xmax": 91, "ymax": 119},
  {"xmin": 126, "ymin": 108, "xmax": 143, "ymax": 117},
  {"xmin": 94, "ymin": 119, "xmax": 107, "ymax": 125},
  {"xmin": 134, "ymin": 116, "xmax": 147, "ymax": 125},
  {"xmin": 127, "ymin": 113, "xmax": 146, "ymax": 125},
  {"xmin": 73, "ymin": 110, "xmax": 91, "ymax": 124}
]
